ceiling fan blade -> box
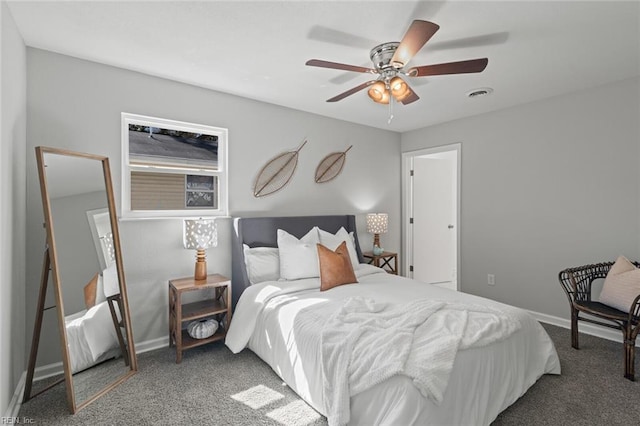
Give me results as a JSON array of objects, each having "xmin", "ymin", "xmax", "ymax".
[
  {"xmin": 400, "ymin": 82, "xmax": 420, "ymax": 105},
  {"xmin": 408, "ymin": 58, "xmax": 488, "ymax": 77},
  {"xmin": 391, "ymin": 20, "xmax": 440, "ymax": 68},
  {"xmin": 306, "ymin": 59, "xmax": 376, "ymax": 74},
  {"xmin": 327, "ymin": 80, "xmax": 377, "ymax": 102}
]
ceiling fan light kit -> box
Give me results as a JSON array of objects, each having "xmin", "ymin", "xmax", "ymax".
[
  {"xmin": 367, "ymin": 76, "xmax": 410, "ymax": 105},
  {"xmin": 306, "ymin": 19, "xmax": 489, "ymax": 118},
  {"xmin": 368, "ymin": 81, "xmax": 389, "ymax": 104}
]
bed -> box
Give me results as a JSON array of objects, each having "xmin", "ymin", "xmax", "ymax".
[{"xmin": 226, "ymin": 215, "xmax": 560, "ymax": 426}]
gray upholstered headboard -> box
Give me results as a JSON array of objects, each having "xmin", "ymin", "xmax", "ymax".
[{"xmin": 231, "ymin": 215, "xmax": 364, "ymax": 309}]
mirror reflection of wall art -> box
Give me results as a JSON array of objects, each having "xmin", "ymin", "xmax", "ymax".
[
  {"xmin": 315, "ymin": 145, "xmax": 353, "ymax": 183},
  {"xmin": 253, "ymin": 139, "xmax": 307, "ymax": 198},
  {"xmin": 186, "ymin": 175, "xmax": 215, "ymax": 208}
]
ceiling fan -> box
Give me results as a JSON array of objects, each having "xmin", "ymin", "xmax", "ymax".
[{"xmin": 306, "ymin": 20, "xmax": 488, "ymax": 106}]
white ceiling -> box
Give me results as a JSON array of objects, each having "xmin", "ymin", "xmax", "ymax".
[{"xmin": 7, "ymin": 1, "xmax": 640, "ymax": 133}]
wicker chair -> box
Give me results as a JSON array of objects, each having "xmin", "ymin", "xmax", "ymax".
[{"xmin": 559, "ymin": 262, "xmax": 640, "ymax": 381}]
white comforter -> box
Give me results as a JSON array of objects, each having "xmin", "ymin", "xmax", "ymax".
[
  {"xmin": 226, "ymin": 265, "xmax": 561, "ymax": 426},
  {"xmin": 322, "ymin": 297, "xmax": 521, "ymax": 425}
]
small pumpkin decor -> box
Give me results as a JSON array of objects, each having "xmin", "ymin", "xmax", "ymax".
[{"xmin": 187, "ymin": 318, "xmax": 218, "ymax": 339}]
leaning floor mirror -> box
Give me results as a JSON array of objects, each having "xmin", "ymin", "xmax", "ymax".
[{"xmin": 24, "ymin": 146, "xmax": 137, "ymax": 413}]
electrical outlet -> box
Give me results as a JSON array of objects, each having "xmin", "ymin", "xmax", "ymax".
[{"xmin": 487, "ymin": 274, "xmax": 495, "ymax": 286}]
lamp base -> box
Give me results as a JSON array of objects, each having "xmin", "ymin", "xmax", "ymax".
[
  {"xmin": 373, "ymin": 233, "xmax": 381, "ymax": 249},
  {"xmin": 194, "ymin": 249, "xmax": 207, "ymax": 281},
  {"xmin": 194, "ymin": 262, "xmax": 207, "ymax": 281}
]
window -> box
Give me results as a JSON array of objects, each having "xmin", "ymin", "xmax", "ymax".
[{"xmin": 121, "ymin": 113, "xmax": 228, "ymax": 219}]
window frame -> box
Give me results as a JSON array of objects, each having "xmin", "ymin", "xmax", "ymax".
[{"xmin": 121, "ymin": 113, "xmax": 228, "ymax": 219}]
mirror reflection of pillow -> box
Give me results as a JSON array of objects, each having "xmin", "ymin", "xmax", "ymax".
[
  {"xmin": 600, "ymin": 255, "xmax": 640, "ymax": 312},
  {"xmin": 317, "ymin": 241, "xmax": 358, "ymax": 291},
  {"xmin": 318, "ymin": 227, "xmax": 360, "ymax": 269},
  {"xmin": 83, "ymin": 273, "xmax": 106, "ymax": 309},
  {"xmin": 83, "ymin": 273, "xmax": 100, "ymax": 309},
  {"xmin": 102, "ymin": 263, "xmax": 119, "ymax": 297},
  {"xmin": 243, "ymin": 244, "xmax": 280, "ymax": 284},
  {"xmin": 278, "ymin": 227, "xmax": 320, "ymax": 280}
]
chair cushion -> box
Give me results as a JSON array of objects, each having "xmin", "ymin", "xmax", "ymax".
[
  {"xmin": 600, "ymin": 256, "xmax": 640, "ymax": 313},
  {"xmin": 575, "ymin": 301, "xmax": 629, "ymax": 321}
]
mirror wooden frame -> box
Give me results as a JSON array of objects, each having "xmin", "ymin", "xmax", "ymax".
[{"xmin": 24, "ymin": 146, "xmax": 137, "ymax": 413}]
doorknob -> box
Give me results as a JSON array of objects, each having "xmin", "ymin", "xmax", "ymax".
[{"xmin": 448, "ymin": 225, "xmax": 454, "ymax": 229}]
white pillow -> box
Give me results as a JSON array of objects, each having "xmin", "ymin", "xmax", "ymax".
[
  {"xmin": 600, "ymin": 255, "xmax": 640, "ymax": 312},
  {"xmin": 278, "ymin": 227, "xmax": 320, "ymax": 280},
  {"xmin": 95, "ymin": 274, "xmax": 106, "ymax": 305},
  {"xmin": 102, "ymin": 263, "xmax": 119, "ymax": 297},
  {"xmin": 318, "ymin": 227, "xmax": 360, "ymax": 269},
  {"xmin": 243, "ymin": 244, "xmax": 280, "ymax": 284}
]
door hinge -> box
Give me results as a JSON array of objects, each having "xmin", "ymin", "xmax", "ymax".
[
  {"xmin": 409, "ymin": 217, "xmax": 414, "ymax": 224},
  {"xmin": 410, "ymin": 169, "xmax": 414, "ymax": 176},
  {"xmin": 410, "ymin": 265, "xmax": 414, "ymax": 272}
]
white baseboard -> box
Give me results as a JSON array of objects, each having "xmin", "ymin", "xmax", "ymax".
[
  {"xmin": 3, "ymin": 372, "xmax": 25, "ymax": 419},
  {"xmin": 134, "ymin": 335, "xmax": 169, "ymax": 354},
  {"xmin": 6, "ymin": 335, "xmax": 170, "ymax": 417},
  {"xmin": 33, "ymin": 361, "xmax": 64, "ymax": 381},
  {"xmin": 527, "ymin": 309, "xmax": 640, "ymax": 347}
]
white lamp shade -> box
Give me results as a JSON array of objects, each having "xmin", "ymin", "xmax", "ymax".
[
  {"xmin": 183, "ymin": 219, "xmax": 218, "ymax": 250},
  {"xmin": 366, "ymin": 213, "xmax": 388, "ymax": 234}
]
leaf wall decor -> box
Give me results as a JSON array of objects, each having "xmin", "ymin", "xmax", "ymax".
[
  {"xmin": 315, "ymin": 145, "xmax": 353, "ymax": 183},
  {"xmin": 253, "ymin": 140, "xmax": 307, "ymax": 197}
]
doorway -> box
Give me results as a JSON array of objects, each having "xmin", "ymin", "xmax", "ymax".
[{"xmin": 402, "ymin": 144, "xmax": 460, "ymax": 290}]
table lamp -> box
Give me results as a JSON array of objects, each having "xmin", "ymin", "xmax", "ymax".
[
  {"xmin": 366, "ymin": 213, "xmax": 388, "ymax": 255},
  {"xmin": 183, "ymin": 218, "xmax": 217, "ymax": 281}
]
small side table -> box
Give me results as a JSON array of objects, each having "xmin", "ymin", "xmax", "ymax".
[
  {"xmin": 363, "ymin": 251, "xmax": 398, "ymax": 275},
  {"xmin": 168, "ymin": 274, "xmax": 231, "ymax": 363}
]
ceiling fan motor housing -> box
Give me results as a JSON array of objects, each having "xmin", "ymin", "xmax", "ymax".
[{"xmin": 369, "ymin": 42, "xmax": 401, "ymax": 71}]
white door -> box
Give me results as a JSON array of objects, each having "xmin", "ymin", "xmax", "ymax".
[{"xmin": 411, "ymin": 150, "xmax": 457, "ymax": 288}]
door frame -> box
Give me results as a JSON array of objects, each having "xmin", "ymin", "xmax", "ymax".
[{"xmin": 401, "ymin": 143, "xmax": 461, "ymax": 288}]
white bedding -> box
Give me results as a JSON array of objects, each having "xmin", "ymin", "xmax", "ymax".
[
  {"xmin": 226, "ymin": 265, "xmax": 561, "ymax": 426},
  {"xmin": 65, "ymin": 301, "xmax": 121, "ymax": 373}
]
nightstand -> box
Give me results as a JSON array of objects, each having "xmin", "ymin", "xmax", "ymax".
[
  {"xmin": 168, "ymin": 274, "xmax": 231, "ymax": 363},
  {"xmin": 363, "ymin": 251, "xmax": 398, "ymax": 275}
]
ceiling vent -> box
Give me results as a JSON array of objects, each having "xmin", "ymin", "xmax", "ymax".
[{"xmin": 466, "ymin": 87, "xmax": 493, "ymax": 98}]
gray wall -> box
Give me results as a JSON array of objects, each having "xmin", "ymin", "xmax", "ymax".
[
  {"xmin": 402, "ymin": 76, "xmax": 640, "ymax": 319},
  {"xmin": 50, "ymin": 191, "xmax": 107, "ymax": 316},
  {"xmin": 0, "ymin": 2, "xmax": 26, "ymax": 415},
  {"xmin": 26, "ymin": 49, "xmax": 401, "ymax": 365}
]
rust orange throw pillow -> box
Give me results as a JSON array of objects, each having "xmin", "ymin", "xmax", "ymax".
[
  {"xmin": 317, "ymin": 241, "xmax": 358, "ymax": 291},
  {"xmin": 83, "ymin": 273, "xmax": 100, "ymax": 309}
]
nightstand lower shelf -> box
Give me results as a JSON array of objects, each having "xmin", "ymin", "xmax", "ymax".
[{"xmin": 180, "ymin": 329, "xmax": 227, "ymax": 350}]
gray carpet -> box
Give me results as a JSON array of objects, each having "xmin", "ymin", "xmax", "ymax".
[{"xmin": 19, "ymin": 324, "xmax": 640, "ymax": 425}]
